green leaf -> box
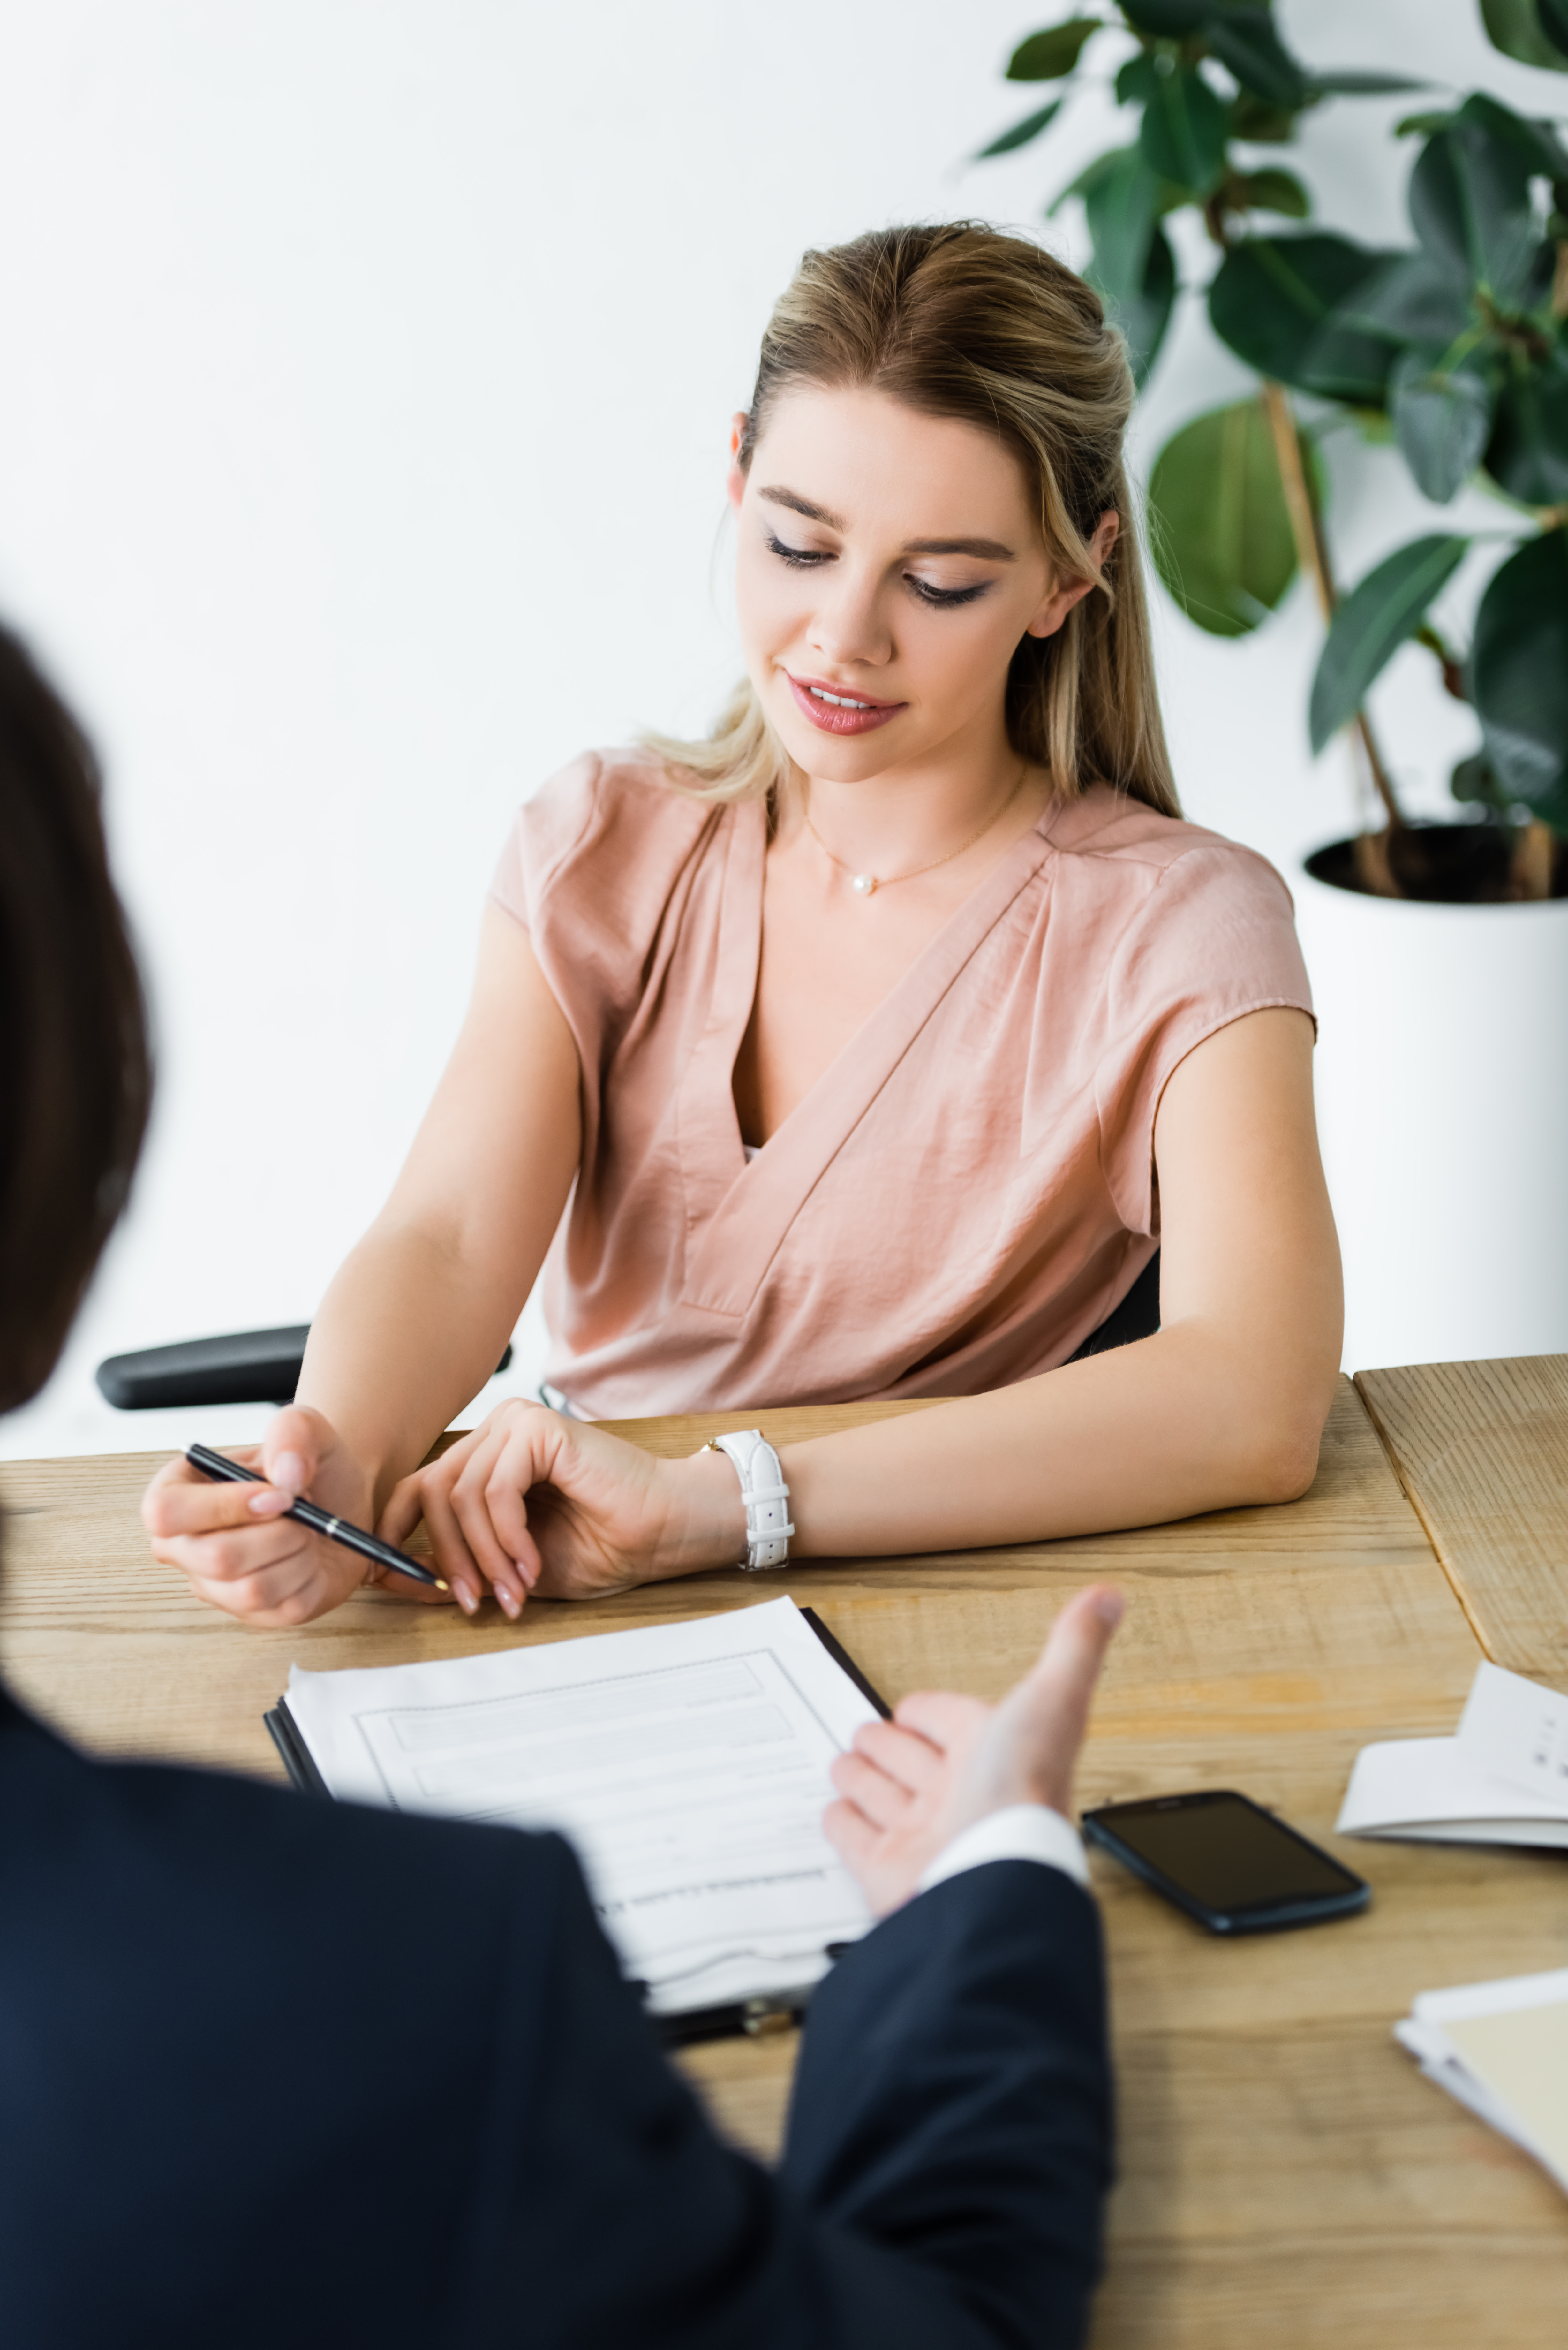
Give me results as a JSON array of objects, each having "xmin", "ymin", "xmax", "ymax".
[
  {"xmin": 1390, "ymin": 350, "xmax": 1496, "ymax": 502},
  {"xmin": 1083, "ymin": 145, "xmax": 1164, "ymax": 305},
  {"xmin": 1308, "ymin": 71, "xmax": 1430, "ymax": 95},
  {"xmin": 1147, "ymin": 396, "xmax": 1299, "ymax": 639},
  {"xmin": 1483, "ymin": 352, "xmax": 1568, "ymax": 505},
  {"xmin": 1338, "ymin": 251, "xmax": 1473, "ymax": 346},
  {"xmin": 1051, "ymin": 145, "xmax": 1130, "ymax": 212},
  {"xmin": 1541, "ymin": 0, "xmax": 1568, "ymax": 56},
  {"xmin": 1228, "ymin": 89, "xmax": 1300, "ymax": 143},
  {"xmin": 1456, "ymin": 89, "xmax": 1568, "ymax": 182},
  {"xmin": 1397, "ymin": 111, "xmax": 1457, "ymax": 137},
  {"xmin": 1472, "ymin": 529, "xmax": 1568, "ymax": 829},
  {"xmin": 1208, "ymin": 12, "xmax": 1313, "ymax": 110},
  {"xmin": 1481, "ymin": 0, "xmax": 1568, "ymax": 71},
  {"xmin": 1116, "ymin": 53, "xmax": 1164, "ymax": 107},
  {"xmin": 1111, "ymin": 223, "xmax": 1178, "ymax": 388},
  {"xmin": 1140, "ymin": 64, "xmax": 1230, "ymax": 194},
  {"xmin": 1449, "ymin": 749, "xmax": 1506, "ymax": 812},
  {"xmin": 976, "ymin": 98, "xmax": 1066, "ymax": 157},
  {"xmin": 1120, "ymin": 0, "xmax": 1211, "ymax": 32},
  {"xmin": 1410, "ymin": 115, "xmax": 1542, "ymax": 309},
  {"xmin": 1209, "ymin": 233, "xmax": 1399, "ymax": 404},
  {"xmin": 1007, "ymin": 19, "xmax": 1102, "ymax": 80},
  {"xmin": 1233, "ymin": 166, "xmax": 1310, "ymax": 217},
  {"xmin": 1308, "ymin": 534, "xmax": 1471, "ymax": 752}
]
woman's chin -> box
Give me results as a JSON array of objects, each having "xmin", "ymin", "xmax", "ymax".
[{"xmin": 766, "ymin": 704, "xmax": 916, "ymax": 781}]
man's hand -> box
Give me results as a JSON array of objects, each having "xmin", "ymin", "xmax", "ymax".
[{"xmin": 825, "ymin": 1583, "xmax": 1123, "ymax": 1916}]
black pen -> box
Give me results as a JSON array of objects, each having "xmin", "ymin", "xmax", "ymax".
[{"xmin": 185, "ymin": 1442, "xmax": 448, "ymax": 1592}]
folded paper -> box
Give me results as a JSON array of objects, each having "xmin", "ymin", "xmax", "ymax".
[{"xmin": 1337, "ymin": 1660, "xmax": 1568, "ymax": 1849}]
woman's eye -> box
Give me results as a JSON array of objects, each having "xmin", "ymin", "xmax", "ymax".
[
  {"xmin": 766, "ymin": 532, "xmax": 831, "ymax": 569},
  {"xmin": 907, "ymin": 577, "xmax": 991, "ymax": 609}
]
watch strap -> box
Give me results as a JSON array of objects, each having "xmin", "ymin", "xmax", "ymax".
[{"xmin": 706, "ymin": 1429, "xmax": 794, "ymax": 1571}]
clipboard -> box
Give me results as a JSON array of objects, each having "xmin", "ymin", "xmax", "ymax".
[{"xmin": 264, "ymin": 1605, "xmax": 890, "ymax": 2046}]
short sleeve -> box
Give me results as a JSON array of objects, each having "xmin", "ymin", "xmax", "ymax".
[
  {"xmin": 485, "ymin": 748, "xmax": 722, "ymax": 1090},
  {"xmin": 488, "ymin": 751, "xmax": 604, "ymax": 937},
  {"xmin": 1095, "ymin": 841, "xmax": 1314, "ymax": 1235}
]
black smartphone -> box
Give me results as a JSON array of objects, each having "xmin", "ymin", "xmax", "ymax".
[{"xmin": 1081, "ymin": 1789, "xmax": 1371, "ymax": 1935}]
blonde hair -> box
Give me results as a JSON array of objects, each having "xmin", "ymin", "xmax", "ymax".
[{"xmin": 646, "ymin": 221, "xmax": 1178, "ymax": 818}]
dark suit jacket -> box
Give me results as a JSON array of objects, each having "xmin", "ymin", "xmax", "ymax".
[{"xmin": 0, "ymin": 1682, "xmax": 1112, "ymax": 2348}]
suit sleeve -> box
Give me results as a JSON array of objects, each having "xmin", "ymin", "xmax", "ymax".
[
  {"xmin": 467, "ymin": 1840, "xmax": 1110, "ymax": 2350},
  {"xmin": 782, "ymin": 1861, "xmax": 1114, "ymax": 2350}
]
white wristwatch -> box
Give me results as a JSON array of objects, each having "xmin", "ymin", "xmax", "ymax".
[{"xmin": 703, "ymin": 1429, "xmax": 795, "ymax": 1571}]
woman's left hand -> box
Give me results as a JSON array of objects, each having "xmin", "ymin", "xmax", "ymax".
[{"xmin": 377, "ymin": 1400, "xmax": 745, "ymax": 1618}]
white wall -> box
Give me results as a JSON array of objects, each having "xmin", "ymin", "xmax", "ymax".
[{"xmin": 0, "ymin": 0, "xmax": 1553, "ymax": 1457}]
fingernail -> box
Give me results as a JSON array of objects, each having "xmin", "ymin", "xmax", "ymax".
[
  {"xmin": 514, "ymin": 1554, "xmax": 537, "ymax": 1590},
  {"xmin": 498, "ymin": 1587, "xmax": 522, "ymax": 1621},
  {"xmin": 1094, "ymin": 1591, "xmax": 1124, "ymax": 1631},
  {"xmin": 453, "ymin": 1580, "xmax": 479, "ymax": 1617},
  {"xmin": 270, "ymin": 1450, "xmax": 307, "ymax": 1498},
  {"xmin": 248, "ymin": 1489, "xmax": 290, "ymax": 1517}
]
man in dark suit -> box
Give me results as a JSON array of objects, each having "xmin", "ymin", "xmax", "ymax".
[{"xmin": 0, "ymin": 623, "xmax": 1120, "ymax": 2349}]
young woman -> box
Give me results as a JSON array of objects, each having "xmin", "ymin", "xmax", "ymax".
[{"xmin": 146, "ymin": 222, "xmax": 1342, "ymax": 1626}]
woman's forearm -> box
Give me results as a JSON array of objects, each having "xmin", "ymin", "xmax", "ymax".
[
  {"xmin": 775, "ymin": 1320, "xmax": 1339, "ymax": 1560},
  {"xmin": 294, "ymin": 904, "xmax": 583, "ymax": 1512},
  {"xmin": 295, "ymin": 1221, "xmax": 530, "ymax": 1511}
]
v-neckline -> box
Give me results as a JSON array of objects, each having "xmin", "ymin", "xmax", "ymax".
[
  {"xmin": 675, "ymin": 797, "xmax": 1056, "ymax": 1317},
  {"xmin": 728, "ymin": 798, "xmax": 1058, "ymax": 1158}
]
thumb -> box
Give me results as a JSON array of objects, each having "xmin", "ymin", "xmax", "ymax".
[
  {"xmin": 992, "ymin": 1583, "xmax": 1124, "ymax": 1814},
  {"xmin": 1022, "ymin": 1583, "xmax": 1123, "ymax": 1718},
  {"xmin": 260, "ymin": 1405, "xmax": 335, "ymax": 1500}
]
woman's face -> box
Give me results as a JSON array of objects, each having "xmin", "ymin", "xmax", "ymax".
[{"xmin": 728, "ymin": 383, "xmax": 1107, "ymax": 783}]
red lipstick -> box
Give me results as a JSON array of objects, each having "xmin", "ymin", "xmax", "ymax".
[{"xmin": 786, "ymin": 672, "xmax": 906, "ymax": 737}]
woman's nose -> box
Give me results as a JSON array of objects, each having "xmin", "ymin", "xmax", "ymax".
[{"xmin": 807, "ymin": 568, "xmax": 893, "ymax": 670}]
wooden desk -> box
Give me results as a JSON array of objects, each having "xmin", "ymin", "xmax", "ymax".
[
  {"xmin": 3, "ymin": 1376, "xmax": 1565, "ymax": 2346},
  {"xmin": 1356, "ymin": 1355, "xmax": 1568, "ymax": 1684}
]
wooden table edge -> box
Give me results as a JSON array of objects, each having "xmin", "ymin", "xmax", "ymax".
[{"xmin": 1351, "ymin": 1368, "xmax": 1498, "ymax": 1663}]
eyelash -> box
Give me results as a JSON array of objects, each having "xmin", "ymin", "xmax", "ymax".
[{"xmin": 765, "ymin": 532, "xmax": 991, "ymax": 610}]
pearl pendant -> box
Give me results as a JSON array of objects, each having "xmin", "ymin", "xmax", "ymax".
[{"xmin": 851, "ymin": 873, "xmax": 877, "ymax": 896}]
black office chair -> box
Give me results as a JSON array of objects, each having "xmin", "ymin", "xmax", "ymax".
[
  {"xmin": 1066, "ymin": 1251, "xmax": 1160, "ymax": 1361},
  {"xmin": 95, "ymin": 1328, "xmax": 512, "ymax": 1410}
]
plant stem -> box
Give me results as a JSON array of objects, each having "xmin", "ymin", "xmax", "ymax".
[
  {"xmin": 1259, "ymin": 376, "xmax": 1405, "ymax": 835},
  {"xmin": 1258, "ymin": 379, "xmax": 1331, "ymax": 617},
  {"xmin": 1414, "ymin": 622, "xmax": 1467, "ymax": 702}
]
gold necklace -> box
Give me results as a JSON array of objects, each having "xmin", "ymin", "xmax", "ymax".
[{"xmin": 803, "ymin": 766, "xmax": 1029, "ymax": 898}]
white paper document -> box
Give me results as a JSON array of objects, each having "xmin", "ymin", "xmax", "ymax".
[
  {"xmin": 1458, "ymin": 1660, "xmax": 1568, "ymax": 1800},
  {"xmin": 283, "ymin": 1595, "xmax": 878, "ymax": 2013},
  {"xmin": 1395, "ymin": 1968, "xmax": 1568, "ymax": 2197},
  {"xmin": 1335, "ymin": 1658, "xmax": 1568, "ymax": 1849}
]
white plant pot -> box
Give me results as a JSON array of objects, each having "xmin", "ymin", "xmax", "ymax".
[{"xmin": 1293, "ymin": 856, "xmax": 1568, "ymax": 1374}]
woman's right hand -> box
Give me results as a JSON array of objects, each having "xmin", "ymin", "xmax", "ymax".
[{"xmin": 142, "ymin": 1406, "xmax": 443, "ymax": 1627}]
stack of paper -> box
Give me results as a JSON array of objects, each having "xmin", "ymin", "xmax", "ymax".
[
  {"xmin": 1396, "ymin": 1970, "xmax": 1568, "ymax": 2197},
  {"xmin": 1336, "ymin": 1659, "xmax": 1568, "ymax": 1848}
]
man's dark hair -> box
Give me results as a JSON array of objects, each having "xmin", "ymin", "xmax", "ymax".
[{"xmin": 0, "ymin": 627, "xmax": 150, "ymax": 1412}]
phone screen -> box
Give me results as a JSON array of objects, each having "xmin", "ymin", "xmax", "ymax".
[{"xmin": 1084, "ymin": 1791, "xmax": 1365, "ymax": 1920}]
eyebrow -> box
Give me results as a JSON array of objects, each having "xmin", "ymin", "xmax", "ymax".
[{"xmin": 758, "ymin": 484, "xmax": 1016, "ymax": 563}]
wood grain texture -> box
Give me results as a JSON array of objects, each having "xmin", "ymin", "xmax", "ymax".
[
  {"xmin": 3, "ymin": 1374, "xmax": 1565, "ymax": 2345},
  {"xmin": 1355, "ymin": 1356, "xmax": 1568, "ymax": 1685}
]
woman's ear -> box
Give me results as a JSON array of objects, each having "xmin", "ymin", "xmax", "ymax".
[
  {"xmin": 726, "ymin": 412, "xmax": 750, "ymax": 514},
  {"xmin": 1025, "ymin": 509, "xmax": 1121, "ymax": 640}
]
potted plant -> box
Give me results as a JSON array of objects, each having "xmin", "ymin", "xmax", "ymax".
[{"xmin": 977, "ymin": 2, "xmax": 1568, "ymax": 1367}]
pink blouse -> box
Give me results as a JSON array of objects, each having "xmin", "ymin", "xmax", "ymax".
[{"xmin": 490, "ymin": 753, "xmax": 1313, "ymax": 1417}]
